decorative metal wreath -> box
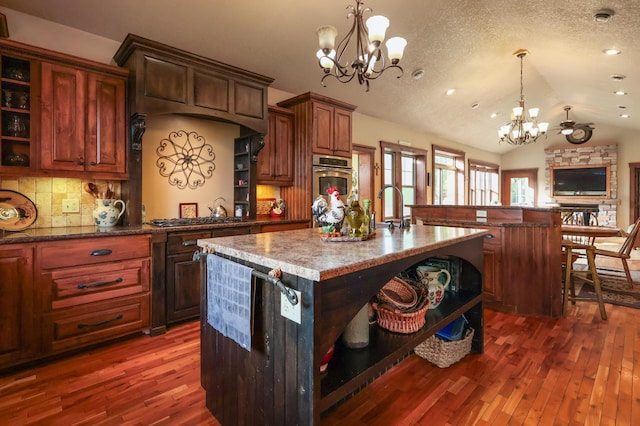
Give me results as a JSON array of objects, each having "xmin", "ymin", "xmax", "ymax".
[{"xmin": 156, "ymin": 130, "xmax": 216, "ymax": 189}]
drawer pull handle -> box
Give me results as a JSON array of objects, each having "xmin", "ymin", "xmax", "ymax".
[
  {"xmin": 182, "ymin": 240, "xmax": 198, "ymax": 247},
  {"xmin": 91, "ymin": 249, "xmax": 113, "ymax": 256},
  {"xmin": 77, "ymin": 314, "xmax": 123, "ymax": 329},
  {"xmin": 485, "ymin": 234, "xmax": 495, "ymax": 239},
  {"xmin": 78, "ymin": 277, "xmax": 123, "ymax": 289}
]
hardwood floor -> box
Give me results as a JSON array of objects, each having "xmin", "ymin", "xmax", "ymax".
[{"xmin": 1, "ymin": 302, "xmax": 639, "ymax": 425}]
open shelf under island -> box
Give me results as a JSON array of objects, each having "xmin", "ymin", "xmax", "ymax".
[{"xmin": 197, "ymin": 225, "xmax": 487, "ymax": 424}]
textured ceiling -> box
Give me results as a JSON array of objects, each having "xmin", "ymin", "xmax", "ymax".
[{"xmin": 1, "ymin": 0, "xmax": 638, "ymax": 154}]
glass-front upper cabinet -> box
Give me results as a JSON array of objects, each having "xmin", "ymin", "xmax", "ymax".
[{"xmin": 0, "ymin": 54, "xmax": 34, "ymax": 173}]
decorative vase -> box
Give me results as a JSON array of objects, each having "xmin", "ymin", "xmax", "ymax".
[
  {"xmin": 417, "ymin": 265, "xmax": 451, "ymax": 309},
  {"xmin": 345, "ymin": 200, "xmax": 364, "ymax": 237},
  {"xmin": 93, "ymin": 199, "xmax": 125, "ymax": 228}
]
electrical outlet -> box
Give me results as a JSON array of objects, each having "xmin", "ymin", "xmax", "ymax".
[
  {"xmin": 62, "ymin": 198, "xmax": 80, "ymax": 213},
  {"xmin": 281, "ymin": 290, "xmax": 301, "ymax": 324}
]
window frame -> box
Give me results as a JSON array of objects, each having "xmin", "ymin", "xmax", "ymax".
[
  {"xmin": 432, "ymin": 145, "xmax": 465, "ymax": 205},
  {"xmin": 379, "ymin": 141, "xmax": 427, "ymax": 220},
  {"xmin": 468, "ymin": 159, "xmax": 500, "ymax": 205}
]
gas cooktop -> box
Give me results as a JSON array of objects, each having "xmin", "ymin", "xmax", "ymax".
[{"xmin": 148, "ymin": 216, "xmax": 247, "ymax": 227}]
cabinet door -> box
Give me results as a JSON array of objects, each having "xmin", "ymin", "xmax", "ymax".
[
  {"xmin": 166, "ymin": 252, "xmax": 201, "ymax": 323},
  {"xmin": 86, "ymin": 72, "xmax": 126, "ymax": 175},
  {"xmin": 482, "ymin": 229, "xmax": 503, "ymax": 304},
  {"xmin": 258, "ymin": 109, "xmax": 294, "ymax": 185},
  {"xmin": 0, "ymin": 245, "xmax": 35, "ymax": 368},
  {"xmin": 333, "ymin": 108, "xmax": 353, "ymax": 157},
  {"xmin": 312, "ymin": 102, "xmax": 334, "ymax": 155},
  {"xmin": 257, "ymin": 113, "xmax": 276, "ymax": 182},
  {"xmin": 40, "ymin": 62, "xmax": 86, "ymax": 171},
  {"xmin": 272, "ymin": 112, "xmax": 294, "ymax": 184}
]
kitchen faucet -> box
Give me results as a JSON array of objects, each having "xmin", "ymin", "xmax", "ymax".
[{"xmin": 376, "ymin": 184, "xmax": 410, "ymax": 229}]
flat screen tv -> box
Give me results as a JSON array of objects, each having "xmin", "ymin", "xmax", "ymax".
[{"xmin": 552, "ymin": 166, "xmax": 608, "ymax": 197}]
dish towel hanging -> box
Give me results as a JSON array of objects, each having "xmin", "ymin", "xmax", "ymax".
[{"xmin": 206, "ymin": 254, "xmax": 253, "ymax": 351}]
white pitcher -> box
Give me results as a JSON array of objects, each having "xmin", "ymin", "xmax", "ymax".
[
  {"xmin": 93, "ymin": 199, "xmax": 125, "ymax": 228},
  {"xmin": 416, "ymin": 265, "xmax": 451, "ymax": 309}
]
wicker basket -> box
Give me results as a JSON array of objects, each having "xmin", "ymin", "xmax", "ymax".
[
  {"xmin": 414, "ymin": 328, "xmax": 475, "ymax": 368},
  {"xmin": 372, "ymin": 300, "xmax": 429, "ymax": 334},
  {"xmin": 377, "ymin": 277, "xmax": 418, "ymax": 310}
]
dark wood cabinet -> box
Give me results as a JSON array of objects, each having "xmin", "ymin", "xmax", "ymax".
[
  {"xmin": 257, "ymin": 106, "xmax": 294, "ymax": 186},
  {"xmin": 0, "ymin": 244, "xmax": 35, "ymax": 369},
  {"xmin": 277, "ymin": 92, "xmax": 357, "ymax": 220},
  {"xmin": 40, "ymin": 62, "xmax": 126, "ymax": 178},
  {"xmin": 0, "ymin": 38, "xmax": 128, "ymax": 179},
  {"xmin": 482, "ymin": 227, "xmax": 503, "ymax": 306},
  {"xmin": 37, "ymin": 235, "xmax": 151, "ymax": 356},
  {"xmin": 165, "ymin": 230, "xmax": 211, "ymax": 324},
  {"xmin": 312, "ymin": 100, "xmax": 353, "ymax": 157}
]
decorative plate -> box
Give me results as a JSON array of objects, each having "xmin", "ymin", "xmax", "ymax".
[{"xmin": 0, "ymin": 189, "xmax": 38, "ymax": 231}]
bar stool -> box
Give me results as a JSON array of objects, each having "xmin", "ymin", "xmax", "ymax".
[{"xmin": 562, "ymin": 241, "xmax": 607, "ymax": 320}]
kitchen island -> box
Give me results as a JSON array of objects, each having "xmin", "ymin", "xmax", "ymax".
[{"xmin": 197, "ymin": 225, "xmax": 487, "ymax": 425}]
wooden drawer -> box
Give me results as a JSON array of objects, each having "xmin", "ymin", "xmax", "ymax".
[
  {"xmin": 44, "ymin": 294, "xmax": 149, "ymax": 353},
  {"xmin": 45, "ymin": 258, "xmax": 150, "ymax": 310},
  {"xmin": 167, "ymin": 231, "xmax": 211, "ymax": 254},
  {"xmin": 39, "ymin": 234, "xmax": 151, "ymax": 270},
  {"xmin": 211, "ymin": 226, "xmax": 251, "ymax": 237}
]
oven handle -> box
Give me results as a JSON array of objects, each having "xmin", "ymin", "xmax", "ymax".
[{"xmin": 313, "ymin": 166, "xmax": 351, "ymax": 174}]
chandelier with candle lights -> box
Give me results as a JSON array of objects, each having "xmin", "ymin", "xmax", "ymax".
[
  {"xmin": 315, "ymin": 0, "xmax": 407, "ymax": 91},
  {"xmin": 498, "ymin": 49, "xmax": 549, "ymax": 145}
]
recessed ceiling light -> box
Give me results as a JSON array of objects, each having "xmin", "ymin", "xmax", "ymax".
[
  {"xmin": 593, "ymin": 9, "xmax": 614, "ymax": 23},
  {"xmin": 445, "ymin": 88, "xmax": 456, "ymax": 96},
  {"xmin": 620, "ymin": 114, "xmax": 630, "ymax": 119},
  {"xmin": 411, "ymin": 69, "xmax": 425, "ymax": 80},
  {"xmin": 618, "ymin": 105, "xmax": 627, "ymax": 109},
  {"xmin": 471, "ymin": 102, "xmax": 479, "ymax": 109},
  {"xmin": 611, "ymin": 74, "xmax": 626, "ymax": 81},
  {"xmin": 490, "ymin": 112, "xmax": 498, "ymax": 118},
  {"xmin": 603, "ymin": 48, "xmax": 621, "ymax": 55},
  {"xmin": 614, "ymin": 91, "xmax": 627, "ymax": 95}
]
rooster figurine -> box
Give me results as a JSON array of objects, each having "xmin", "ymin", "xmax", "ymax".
[{"xmin": 311, "ymin": 187, "xmax": 346, "ymax": 235}]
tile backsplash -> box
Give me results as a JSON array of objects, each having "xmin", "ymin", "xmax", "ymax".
[{"xmin": 1, "ymin": 177, "xmax": 122, "ymax": 228}]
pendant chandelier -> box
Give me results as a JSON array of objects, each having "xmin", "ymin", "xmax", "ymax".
[
  {"xmin": 316, "ymin": 0, "xmax": 407, "ymax": 91},
  {"xmin": 498, "ymin": 49, "xmax": 549, "ymax": 145}
]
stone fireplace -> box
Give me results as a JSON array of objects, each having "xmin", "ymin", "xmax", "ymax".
[{"xmin": 544, "ymin": 144, "xmax": 617, "ymax": 226}]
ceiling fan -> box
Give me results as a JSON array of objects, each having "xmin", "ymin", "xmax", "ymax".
[{"xmin": 557, "ymin": 105, "xmax": 594, "ymax": 144}]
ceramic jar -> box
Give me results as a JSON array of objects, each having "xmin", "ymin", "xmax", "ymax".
[
  {"xmin": 93, "ymin": 199, "xmax": 125, "ymax": 228},
  {"xmin": 417, "ymin": 265, "xmax": 451, "ymax": 309}
]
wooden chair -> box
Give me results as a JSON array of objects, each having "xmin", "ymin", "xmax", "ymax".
[
  {"xmin": 593, "ymin": 217, "xmax": 640, "ymax": 289},
  {"xmin": 562, "ymin": 241, "xmax": 607, "ymax": 320},
  {"xmin": 561, "ymin": 211, "xmax": 599, "ymax": 245}
]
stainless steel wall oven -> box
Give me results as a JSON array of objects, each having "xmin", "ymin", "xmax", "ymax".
[{"xmin": 312, "ymin": 154, "xmax": 352, "ymax": 199}]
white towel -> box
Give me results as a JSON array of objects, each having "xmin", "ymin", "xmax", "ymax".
[{"xmin": 206, "ymin": 254, "xmax": 253, "ymax": 351}]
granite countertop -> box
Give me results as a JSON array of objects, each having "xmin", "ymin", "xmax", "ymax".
[
  {"xmin": 198, "ymin": 225, "xmax": 488, "ymax": 281},
  {"xmin": 0, "ymin": 217, "xmax": 309, "ymax": 245}
]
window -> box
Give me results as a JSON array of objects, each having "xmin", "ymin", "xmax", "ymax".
[
  {"xmin": 379, "ymin": 141, "xmax": 427, "ymax": 221},
  {"xmin": 469, "ymin": 159, "xmax": 499, "ymax": 205},
  {"xmin": 433, "ymin": 145, "xmax": 465, "ymax": 205}
]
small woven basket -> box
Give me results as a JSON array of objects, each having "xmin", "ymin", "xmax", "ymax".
[
  {"xmin": 377, "ymin": 276, "xmax": 418, "ymax": 311},
  {"xmin": 414, "ymin": 328, "xmax": 475, "ymax": 368}
]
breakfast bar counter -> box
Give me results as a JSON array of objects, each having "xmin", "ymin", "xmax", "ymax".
[{"xmin": 197, "ymin": 225, "xmax": 487, "ymax": 425}]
